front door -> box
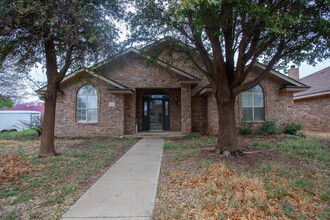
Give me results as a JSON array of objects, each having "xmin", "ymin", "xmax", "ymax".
[{"xmin": 142, "ymin": 91, "xmax": 170, "ymax": 131}]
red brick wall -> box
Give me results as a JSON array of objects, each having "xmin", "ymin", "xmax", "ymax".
[
  {"xmin": 55, "ymin": 74, "xmax": 125, "ymax": 137},
  {"xmin": 294, "ymin": 95, "xmax": 330, "ymax": 132},
  {"xmin": 99, "ymin": 54, "xmax": 183, "ymax": 88},
  {"xmin": 192, "ymin": 96, "xmax": 207, "ymax": 133},
  {"xmin": 181, "ymin": 84, "xmax": 192, "ymax": 134},
  {"xmin": 204, "ymin": 73, "xmax": 297, "ymax": 135}
]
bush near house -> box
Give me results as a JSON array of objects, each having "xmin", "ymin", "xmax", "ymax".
[
  {"xmin": 258, "ymin": 120, "xmax": 281, "ymax": 135},
  {"xmin": 237, "ymin": 122, "xmax": 253, "ymax": 135},
  {"xmin": 285, "ymin": 121, "xmax": 303, "ymax": 135}
]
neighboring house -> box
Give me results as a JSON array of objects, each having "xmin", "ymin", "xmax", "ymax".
[
  {"xmin": 293, "ymin": 66, "xmax": 330, "ymax": 132},
  {"xmin": 37, "ymin": 40, "xmax": 309, "ymax": 137}
]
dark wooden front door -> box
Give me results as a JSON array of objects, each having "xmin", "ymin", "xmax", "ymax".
[{"xmin": 142, "ymin": 91, "xmax": 170, "ymax": 131}]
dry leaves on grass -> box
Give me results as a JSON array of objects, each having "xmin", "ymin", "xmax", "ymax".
[
  {"xmin": 0, "ymin": 154, "xmax": 41, "ymax": 182},
  {"xmin": 168, "ymin": 163, "xmax": 320, "ymax": 219}
]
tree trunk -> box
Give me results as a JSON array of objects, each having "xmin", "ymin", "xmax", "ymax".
[
  {"xmin": 39, "ymin": 84, "xmax": 58, "ymax": 157},
  {"xmin": 39, "ymin": 38, "xmax": 59, "ymax": 157},
  {"xmin": 215, "ymin": 93, "xmax": 239, "ymax": 154}
]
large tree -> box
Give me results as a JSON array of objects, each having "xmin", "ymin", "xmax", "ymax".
[
  {"xmin": 0, "ymin": 0, "xmax": 124, "ymax": 156},
  {"xmin": 130, "ymin": 0, "xmax": 329, "ymax": 154},
  {"xmin": 0, "ymin": 63, "xmax": 28, "ymax": 104}
]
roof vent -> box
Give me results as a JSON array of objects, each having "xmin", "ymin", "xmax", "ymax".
[{"xmin": 291, "ymin": 65, "xmax": 296, "ymax": 68}]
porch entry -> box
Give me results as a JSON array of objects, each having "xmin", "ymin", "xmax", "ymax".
[{"xmin": 142, "ymin": 90, "xmax": 170, "ymax": 131}]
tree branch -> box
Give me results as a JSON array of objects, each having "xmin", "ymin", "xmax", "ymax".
[
  {"xmin": 233, "ymin": 38, "xmax": 285, "ymax": 95},
  {"xmin": 57, "ymin": 45, "xmax": 73, "ymax": 82}
]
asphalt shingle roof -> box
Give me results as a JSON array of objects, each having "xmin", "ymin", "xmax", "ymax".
[{"xmin": 294, "ymin": 66, "xmax": 330, "ymax": 98}]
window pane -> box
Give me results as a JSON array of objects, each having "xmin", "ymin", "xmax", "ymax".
[
  {"xmin": 77, "ymin": 109, "xmax": 86, "ymax": 121},
  {"xmin": 247, "ymin": 85, "xmax": 262, "ymax": 92},
  {"xmin": 253, "ymin": 93, "xmax": 264, "ymax": 107},
  {"xmin": 144, "ymin": 102, "xmax": 148, "ymax": 116},
  {"xmin": 165, "ymin": 101, "xmax": 169, "ymax": 116},
  {"xmin": 78, "ymin": 85, "xmax": 97, "ymax": 95},
  {"xmin": 242, "ymin": 93, "xmax": 252, "ymax": 107},
  {"xmin": 254, "ymin": 107, "xmax": 264, "ymax": 121},
  {"xmin": 87, "ymin": 109, "xmax": 97, "ymax": 122},
  {"xmin": 88, "ymin": 96, "xmax": 97, "ymax": 108},
  {"xmin": 242, "ymin": 107, "xmax": 253, "ymax": 121},
  {"xmin": 77, "ymin": 96, "xmax": 87, "ymax": 108}
]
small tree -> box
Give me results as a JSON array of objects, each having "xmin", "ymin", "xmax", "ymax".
[
  {"xmin": 20, "ymin": 114, "xmax": 43, "ymax": 137},
  {"xmin": 0, "ymin": 0, "xmax": 125, "ymax": 157},
  {"xmin": 130, "ymin": 0, "xmax": 329, "ymax": 154}
]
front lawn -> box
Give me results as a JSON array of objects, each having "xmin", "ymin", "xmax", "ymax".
[
  {"xmin": 0, "ymin": 129, "xmax": 37, "ymax": 138},
  {"xmin": 0, "ymin": 136, "xmax": 137, "ymax": 219},
  {"xmin": 155, "ymin": 134, "xmax": 329, "ymax": 219}
]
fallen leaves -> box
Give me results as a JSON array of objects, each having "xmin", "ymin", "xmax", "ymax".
[
  {"xmin": 164, "ymin": 163, "xmax": 321, "ymax": 219},
  {"xmin": 0, "ymin": 154, "xmax": 40, "ymax": 182}
]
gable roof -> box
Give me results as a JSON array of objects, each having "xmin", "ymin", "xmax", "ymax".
[
  {"xmin": 36, "ymin": 39, "xmax": 311, "ymax": 95},
  {"xmin": 294, "ymin": 66, "xmax": 330, "ymax": 100},
  {"xmin": 36, "ymin": 67, "xmax": 133, "ymax": 94},
  {"xmin": 91, "ymin": 48, "xmax": 200, "ymax": 80},
  {"xmin": 137, "ymin": 38, "xmax": 308, "ymax": 88},
  {"xmin": 254, "ymin": 63, "xmax": 309, "ymax": 88}
]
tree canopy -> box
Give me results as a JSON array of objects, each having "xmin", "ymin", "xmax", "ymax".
[
  {"xmin": 0, "ymin": 0, "xmax": 125, "ymax": 156},
  {"xmin": 130, "ymin": 0, "xmax": 329, "ymax": 153},
  {"xmin": 0, "ymin": 0, "xmax": 123, "ymax": 73}
]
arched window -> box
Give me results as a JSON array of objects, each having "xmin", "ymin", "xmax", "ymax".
[
  {"xmin": 241, "ymin": 85, "xmax": 264, "ymax": 121},
  {"xmin": 77, "ymin": 85, "xmax": 98, "ymax": 122}
]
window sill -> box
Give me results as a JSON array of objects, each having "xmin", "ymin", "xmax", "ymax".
[
  {"xmin": 76, "ymin": 122, "xmax": 98, "ymax": 125},
  {"xmin": 242, "ymin": 120, "xmax": 264, "ymax": 123}
]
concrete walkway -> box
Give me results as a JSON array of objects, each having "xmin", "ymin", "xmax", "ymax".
[{"xmin": 62, "ymin": 138, "xmax": 164, "ymax": 220}]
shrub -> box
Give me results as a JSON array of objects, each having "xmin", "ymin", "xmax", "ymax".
[
  {"xmin": 258, "ymin": 120, "xmax": 280, "ymax": 135},
  {"xmin": 237, "ymin": 122, "xmax": 253, "ymax": 135},
  {"xmin": 284, "ymin": 121, "xmax": 302, "ymax": 135}
]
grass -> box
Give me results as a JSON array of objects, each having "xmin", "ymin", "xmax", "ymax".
[
  {"xmin": 170, "ymin": 148, "xmax": 201, "ymax": 161},
  {"xmin": 155, "ymin": 134, "xmax": 330, "ymax": 219},
  {"xmin": 0, "ymin": 137, "xmax": 134, "ymax": 219},
  {"xmin": 164, "ymin": 141, "xmax": 181, "ymax": 149},
  {"xmin": 0, "ymin": 129, "xmax": 37, "ymax": 138},
  {"xmin": 277, "ymin": 139, "xmax": 329, "ymax": 163}
]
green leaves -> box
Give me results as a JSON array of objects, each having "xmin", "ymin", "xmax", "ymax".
[
  {"xmin": 0, "ymin": 95, "xmax": 13, "ymax": 108},
  {"xmin": 0, "ymin": 0, "xmax": 125, "ymax": 74}
]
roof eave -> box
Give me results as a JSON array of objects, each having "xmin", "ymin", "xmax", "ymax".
[
  {"xmin": 280, "ymin": 86, "xmax": 310, "ymax": 92},
  {"xmin": 108, "ymin": 88, "xmax": 134, "ymax": 94},
  {"xmin": 197, "ymin": 87, "xmax": 212, "ymax": 96},
  {"xmin": 178, "ymin": 79, "xmax": 201, "ymax": 85},
  {"xmin": 294, "ymin": 90, "xmax": 330, "ymax": 100},
  {"xmin": 254, "ymin": 63, "xmax": 309, "ymax": 87}
]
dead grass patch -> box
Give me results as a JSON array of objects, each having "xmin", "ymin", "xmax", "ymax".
[
  {"xmin": 0, "ymin": 137, "xmax": 137, "ymax": 219},
  {"xmin": 155, "ymin": 135, "xmax": 329, "ymax": 219}
]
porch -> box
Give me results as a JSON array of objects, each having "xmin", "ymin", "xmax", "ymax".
[
  {"xmin": 123, "ymin": 86, "xmax": 192, "ymax": 135},
  {"xmin": 126, "ymin": 131, "xmax": 184, "ymax": 138}
]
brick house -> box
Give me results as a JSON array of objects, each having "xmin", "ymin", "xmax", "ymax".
[
  {"xmin": 292, "ymin": 66, "xmax": 330, "ymax": 132},
  {"xmin": 38, "ymin": 42, "xmax": 310, "ymax": 137}
]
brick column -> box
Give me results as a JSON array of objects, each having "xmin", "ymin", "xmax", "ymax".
[{"xmin": 181, "ymin": 84, "xmax": 192, "ymax": 134}]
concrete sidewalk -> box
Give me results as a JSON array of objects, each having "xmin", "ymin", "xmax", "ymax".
[{"xmin": 62, "ymin": 138, "xmax": 164, "ymax": 220}]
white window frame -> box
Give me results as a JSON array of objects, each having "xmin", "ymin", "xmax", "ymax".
[
  {"xmin": 241, "ymin": 85, "xmax": 264, "ymax": 122},
  {"xmin": 76, "ymin": 85, "xmax": 98, "ymax": 123}
]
